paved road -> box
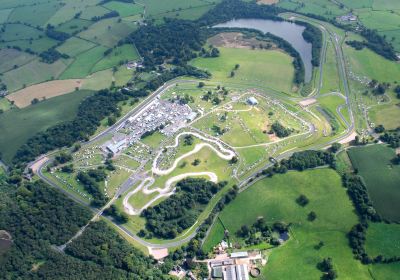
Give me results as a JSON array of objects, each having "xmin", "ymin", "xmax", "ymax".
[{"xmin": 33, "ymin": 15, "xmax": 357, "ymax": 250}]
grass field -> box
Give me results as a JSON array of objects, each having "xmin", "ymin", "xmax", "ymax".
[
  {"xmin": 47, "ymin": 0, "xmax": 101, "ymax": 26},
  {"xmin": 345, "ymin": 41, "xmax": 400, "ymax": 83},
  {"xmin": 0, "ymin": 90, "xmax": 94, "ymax": 164},
  {"xmin": 2, "ymin": 58, "xmax": 72, "ymax": 92},
  {"xmin": 203, "ymin": 168, "xmax": 372, "ymax": 279},
  {"xmin": 137, "ymin": 0, "xmax": 208, "ymax": 17},
  {"xmin": 79, "ymin": 5, "xmax": 110, "ymax": 21},
  {"xmin": 368, "ymin": 95, "xmax": 400, "ymax": 130},
  {"xmin": 81, "ymin": 69, "xmax": 114, "ymax": 90},
  {"xmin": 7, "ymin": 2, "xmax": 63, "ymax": 27},
  {"xmin": 320, "ymin": 41, "xmax": 341, "ymax": 94},
  {"xmin": 347, "ymin": 144, "xmax": 400, "ymax": 222},
  {"xmin": 365, "ymin": 222, "xmax": 400, "ymax": 258},
  {"xmin": 0, "ymin": 8, "xmax": 12, "ymax": 24},
  {"xmin": 0, "ymin": 49, "xmax": 35, "ymax": 74},
  {"xmin": 60, "ymin": 46, "xmax": 107, "ymax": 79},
  {"xmin": 77, "ymin": 18, "xmax": 137, "ymax": 47},
  {"xmin": 55, "ymin": 18, "xmax": 93, "ymax": 35},
  {"xmin": 190, "ymin": 47, "xmax": 295, "ymax": 93},
  {"xmin": 103, "ymin": 1, "xmax": 144, "ymax": 17},
  {"xmin": 0, "ymin": 24, "xmax": 44, "ymax": 41},
  {"xmin": 92, "ymin": 44, "xmax": 139, "ymax": 72},
  {"xmin": 56, "ymin": 37, "xmax": 97, "ymax": 57}
]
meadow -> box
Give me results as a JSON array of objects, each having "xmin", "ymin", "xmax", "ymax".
[
  {"xmin": 190, "ymin": 47, "xmax": 295, "ymax": 93},
  {"xmin": 0, "ymin": 89, "xmax": 94, "ymax": 164},
  {"xmin": 92, "ymin": 44, "xmax": 139, "ymax": 72},
  {"xmin": 1, "ymin": 58, "xmax": 72, "ymax": 92},
  {"xmin": 347, "ymin": 144, "xmax": 400, "ymax": 222},
  {"xmin": 203, "ymin": 168, "xmax": 372, "ymax": 279},
  {"xmin": 345, "ymin": 45, "xmax": 400, "ymax": 83},
  {"xmin": 365, "ymin": 222, "xmax": 400, "ymax": 258}
]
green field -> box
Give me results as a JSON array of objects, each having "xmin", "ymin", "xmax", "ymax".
[
  {"xmin": 191, "ymin": 47, "xmax": 295, "ymax": 93},
  {"xmin": 60, "ymin": 46, "xmax": 107, "ymax": 79},
  {"xmin": 204, "ymin": 169, "xmax": 372, "ymax": 279},
  {"xmin": 347, "ymin": 145, "xmax": 400, "ymax": 222},
  {"xmin": 320, "ymin": 41, "xmax": 341, "ymax": 94},
  {"xmin": 2, "ymin": 58, "xmax": 72, "ymax": 92},
  {"xmin": 0, "ymin": 49, "xmax": 35, "ymax": 74},
  {"xmin": 7, "ymin": 2, "xmax": 63, "ymax": 27},
  {"xmin": 345, "ymin": 45, "xmax": 400, "ymax": 83},
  {"xmin": 0, "ymin": 8, "xmax": 12, "ymax": 23},
  {"xmin": 56, "ymin": 37, "xmax": 97, "ymax": 57},
  {"xmin": 368, "ymin": 93, "xmax": 400, "ymax": 130},
  {"xmin": 77, "ymin": 18, "xmax": 137, "ymax": 47},
  {"xmin": 0, "ymin": 90, "xmax": 94, "ymax": 164},
  {"xmin": 366, "ymin": 222, "xmax": 400, "ymax": 258},
  {"xmin": 137, "ymin": 0, "xmax": 209, "ymax": 17},
  {"xmin": 47, "ymin": 0, "xmax": 101, "ymax": 26},
  {"xmin": 0, "ymin": 24, "xmax": 44, "ymax": 41},
  {"xmin": 55, "ymin": 18, "xmax": 93, "ymax": 35},
  {"xmin": 79, "ymin": 5, "xmax": 110, "ymax": 21},
  {"xmin": 103, "ymin": 1, "xmax": 144, "ymax": 17}
]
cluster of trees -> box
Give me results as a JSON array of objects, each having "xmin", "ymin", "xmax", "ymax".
[
  {"xmin": 92, "ymin": 11, "xmax": 119, "ymax": 22},
  {"xmin": 198, "ymin": 0, "xmax": 282, "ymax": 26},
  {"xmin": 380, "ymin": 131, "xmax": 400, "ymax": 148},
  {"xmin": 0, "ymin": 180, "xmax": 172, "ymax": 279},
  {"xmin": 343, "ymin": 173, "xmax": 380, "ymax": 222},
  {"xmin": 39, "ymin": 48, "xmax": 69, "ymax": 63},
  {"xmin": 280, "ymin": 150, "xmax": 335, "ymax": 171},
  {"xmin": 360, "ymin": 28, "xmax": 398, "ymax": 61},
  {"xmin": 346, "ymin": 40, "xmax": 365, "ymax": 50},
  {"xmin": 127, "ymin": 19, "xmax": 204, "ymax": 68},
  {"xmin": 317, "ymin": 258, "xmax": 337, "ymax": 280},
  {"xmin": 166, "ymin": 185, "xmax": 239, "ymax": 262},
  {"xmin": 77, "ymin": 169, "xmax": 108, "ymax": 207},
  {"xmin": 368, "ymin": 79, "xmax": 390, "ymax": 95},
  {"xmin": 271, "ymin": 121, "xmax": 293, "ymax": 138},
  {"xmin": 103, "ymin": 205, "xmax": 129, "ymax": 224},
  {"xmin": 296, "ymin": 21, "xmax": 322, "ymax": 67},
  {"xmin": 141, "ymin": 178, "xmax": 227, "ymax": 239},
  {"xmin": 345, "ymin": 30, "xmax": 398, "ymax": 61},
  {"xmin": 45, "ymin": 25, "xmax": 70, "ymax": 42},
  {"xmin": 236, "ymin": 218, "xmax": 290, "ymax": 247}
]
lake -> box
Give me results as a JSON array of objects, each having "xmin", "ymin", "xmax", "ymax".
[{"xmin": 214, "ymin": 18, "xmax": 313, "ymax": 82}]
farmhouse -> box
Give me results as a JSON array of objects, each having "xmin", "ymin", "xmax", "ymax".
[{"xmin": 247, "ymin": 97, "xmax": 258, "ymax": 106}]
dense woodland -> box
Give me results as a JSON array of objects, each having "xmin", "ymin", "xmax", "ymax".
[
  {"xmin": 0, "ymin": 180, "xmax": 172, "ymax": 279},
  {"xmin": 141, "ymin": 178, "xmax": 227, "ymax": 239}
]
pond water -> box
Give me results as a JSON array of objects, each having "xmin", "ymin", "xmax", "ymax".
[{"xmin": 214, "ymin": 18, "xmax": 313, "ymax": 82}]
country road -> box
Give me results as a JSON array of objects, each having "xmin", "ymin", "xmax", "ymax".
[{"xmin": 32, "ymin": 13, "xmax": 358, "ymax": 252}]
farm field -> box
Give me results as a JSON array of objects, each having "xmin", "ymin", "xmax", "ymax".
[
  {"xmin": 347, "ymin": 144, "xmax": 400, "ymax": 222},
  {"xmin": 103, "ymin": 1, "xmax": 144, "ymax": 17},
  {"xmin": 344, "ymin": 46, "xmax": 400, "ymax": 84},
  {"xmin": 0, "ymin": 49, "xmax": 35, "ymax": 74},
  {"xmin": 190, "ymin": 47, "xmax": 295, "ymax": 93},
  {"xmin": 56, "ymin": 37, "xmax": 97, "ymax": 57},
  {"xmin": 60, "ymin": 46, "xmax": 107, "ymax": 79},
  {"xmin": 0, "ymin": 90, "xmax": 94, "ymax": 164},
  {"xmin": 6, "ymin": 79, "xmax": 83, "ymax": 108},
  {"xmin": 137, "ymin": 0, "xmax": 210, "ymax": 17},
  {"xmin": 368, "ymin": 94, "xmax": 400, "ymax": 130},
  {"xmin": 77, "ymin": 18, "xmax": 137, "ymax": 48},
  {"xmin": 203, "ymin": 169, "xmax": 372, "ymax": 279},
  {"xmin": 320, "ymin": 41, "xmax": 340, "ymax": 94},
  {"xmin": 1, "ymin": 58, "xmax": 72, "ymax": 92},
  {"xmin": 365, "ymin": 222, "xmax": 400, "ymax": 258}
]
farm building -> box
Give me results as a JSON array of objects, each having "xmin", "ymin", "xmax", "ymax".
[
  {"xmin": 211, "ymin": 264, "xmax": 249, "ymax": 280},
  {"xmin": 246, "ymin": 97, "xmax": 258, "ymax": 106}
]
